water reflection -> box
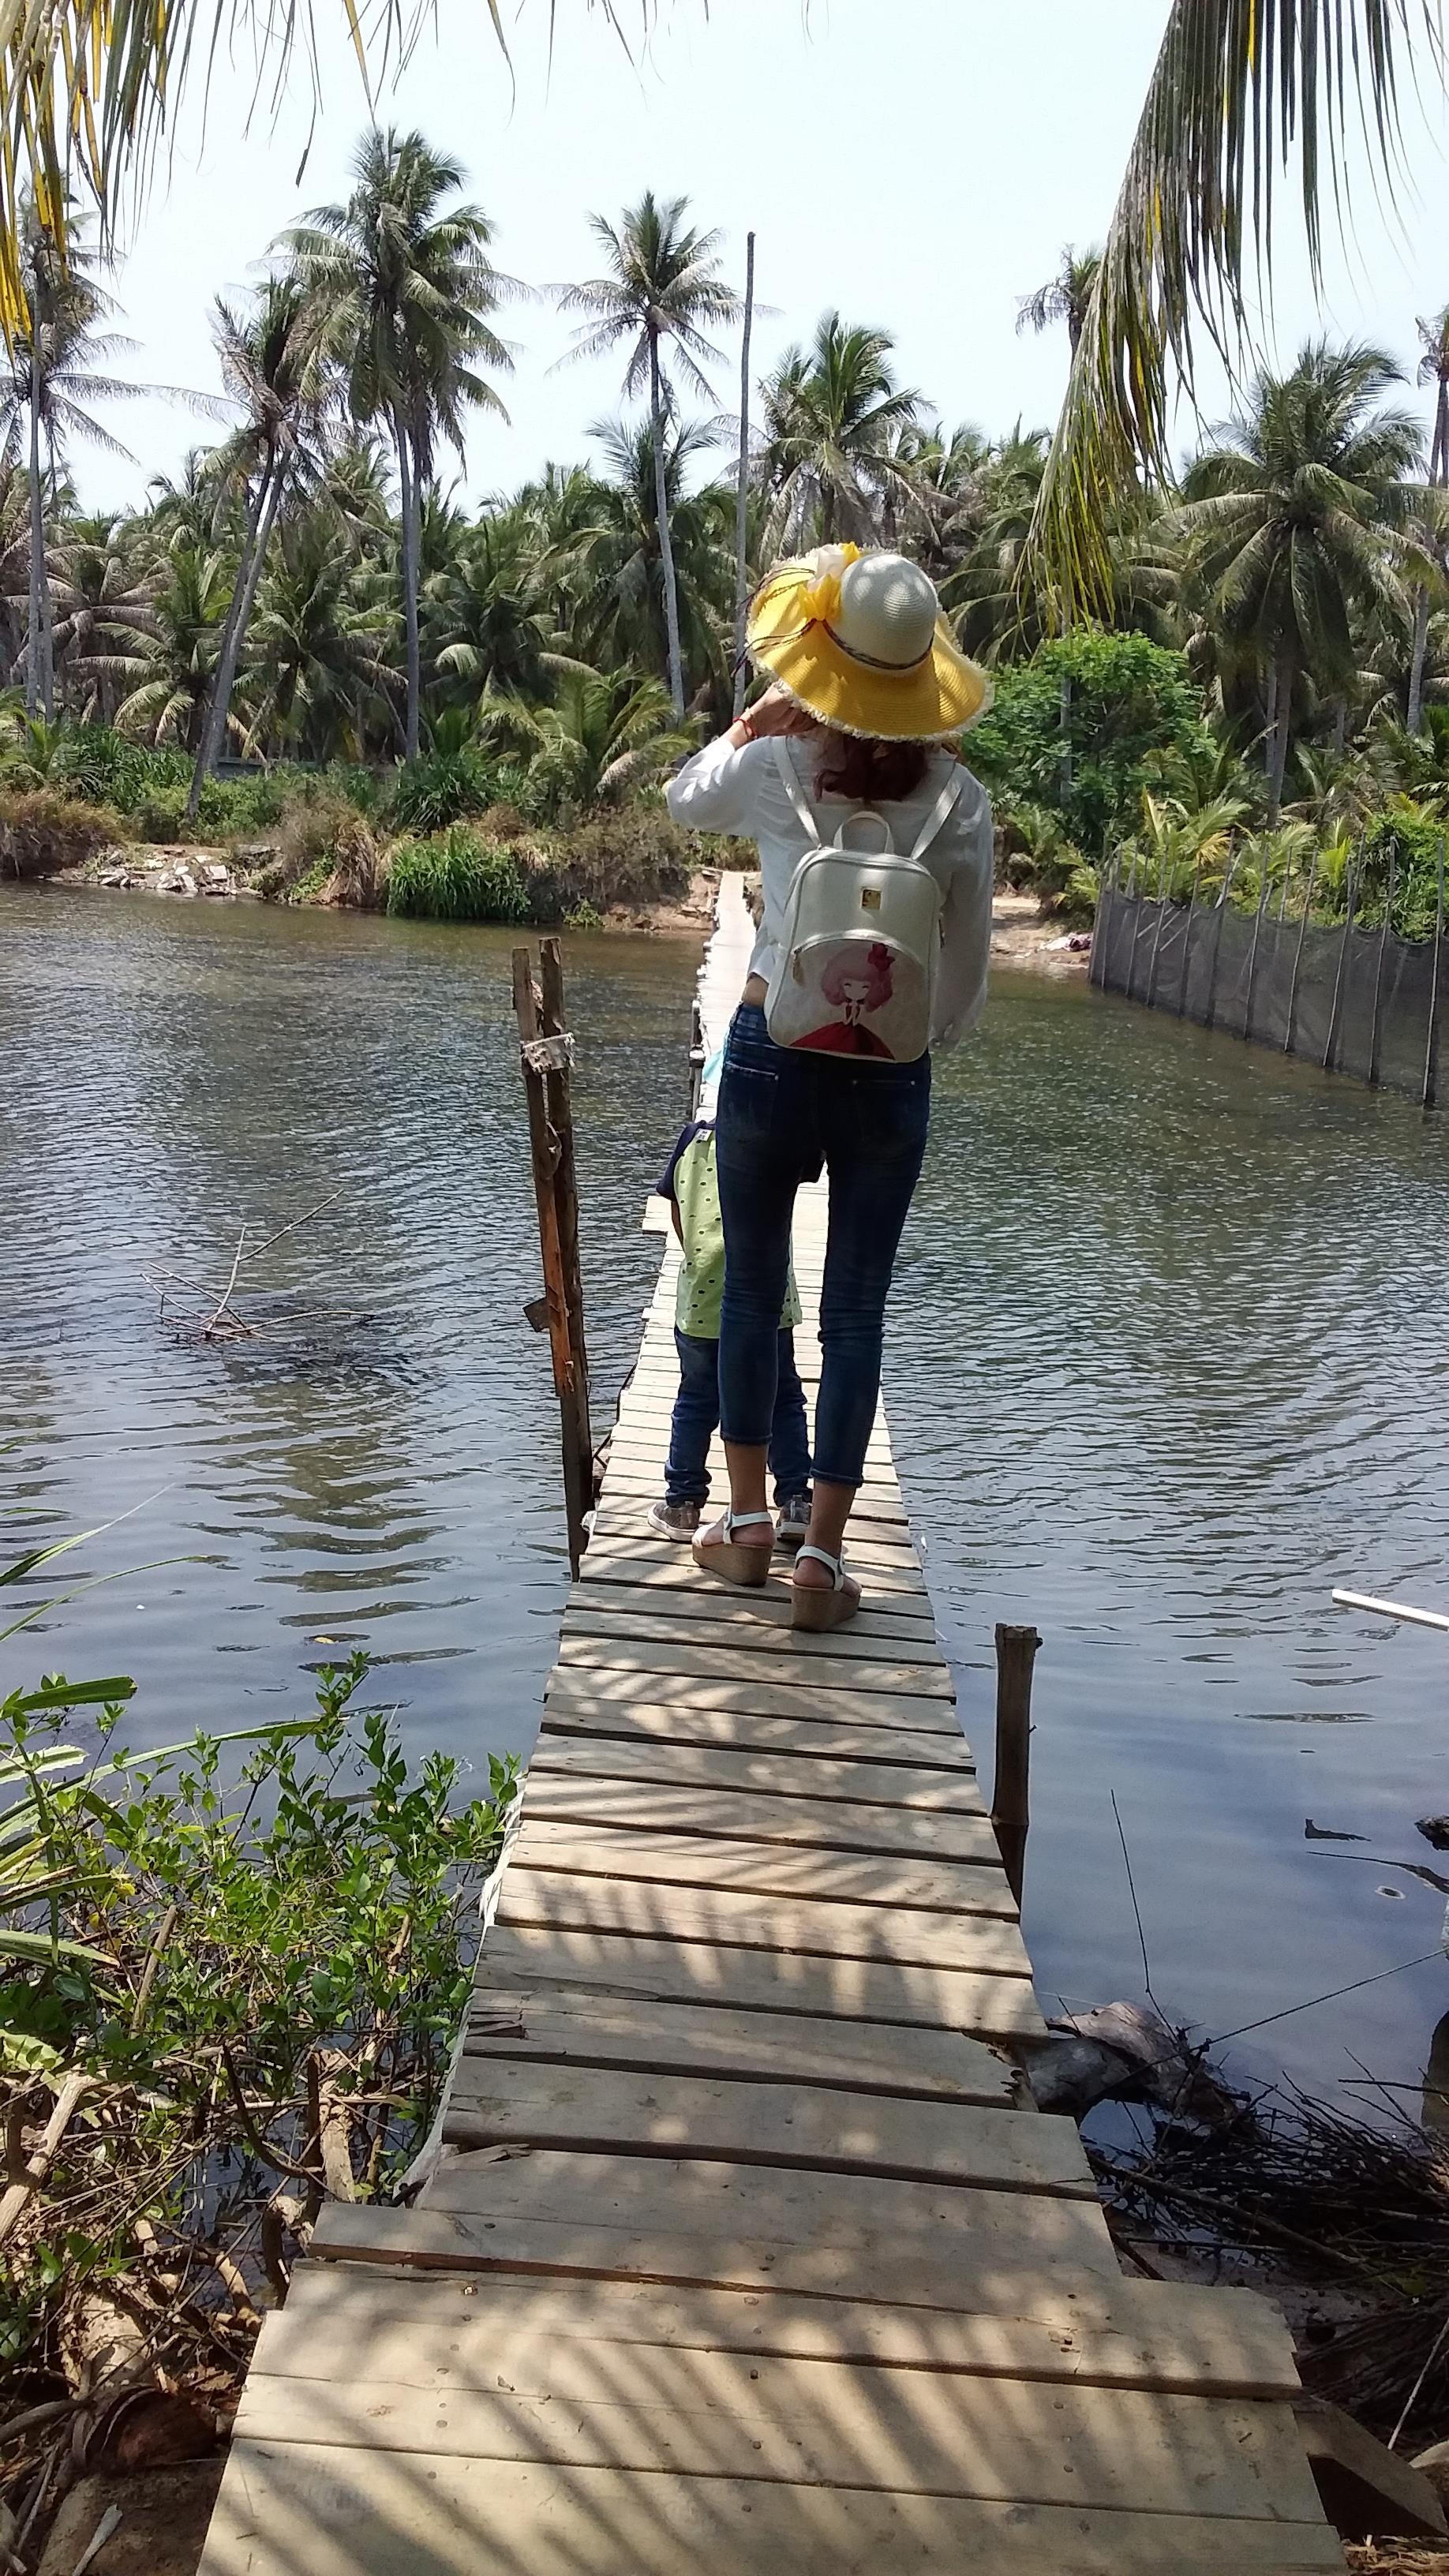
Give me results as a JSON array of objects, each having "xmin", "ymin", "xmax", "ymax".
[{"xmin": 6, "ymin": 892, "xmax": 1449, "ymax": 2099}]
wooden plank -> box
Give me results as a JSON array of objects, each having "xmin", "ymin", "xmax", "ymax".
[
  {"xmin": 558, "ymin": 1633, "xmax": 950, "ymax": 1696},
  {"xmin": 540, "ymin": 1689, "xmax": 976, "ymax": 1769},
  {"xmin": 494, "ymin": 1868, "xmax": 1035, "ymax": 1979},
  {"xmin": 441, "ymin": 2062, "xmax": 1082, "ymax": 2192},
  {"xmin": 266, "ymin": 2261, "xmax": 1305, "ymax": 2398},
  {"xmin": 542, "ymin": 1664, "xmax": 965, "ymax": 1735},
  {"xmin": 462, "ymin": 1990, "xmax": 1017, "ymax": 2104},
  {"xmin": 478, "ymin": 1923, "xmax": 1048, "ymax": 2040},
  {"xmin": 512, "ymin": 1823, "xmax": 1018, "ymax": 1918},
  {"xmin": 520, "ymin": 1774, "xmax": 999, "ymax": 1860},
  {"xmin": 529, "ymin": 1733, "xmax": 981, "ymax": 1808},
  {"xmin": 199, "ymin": 2443, "xmax": 1344, "ymax": 2574},
  {"xmin": 316, "ymin": 2166, "xmax": 1120, "ymax": 2290},
  {"xmin": 595, "ymin": 1479, "xmax": 912, "ymax": 1531},
  {"xmin": 232, "ymin": 2360, "xmax": 1325, "ymax": 2522},
  {"xmin": 579, "ymin": 1543, "xmax": 928, "ymax": 1597},
  {"xmin": 567, "ymin": 1582, "xmax": 940, "ymax": 1646}
]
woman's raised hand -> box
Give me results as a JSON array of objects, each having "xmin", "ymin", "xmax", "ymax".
[{"xmin": 732, "ymin": 683, "xmax": 818, "ymax": 745}]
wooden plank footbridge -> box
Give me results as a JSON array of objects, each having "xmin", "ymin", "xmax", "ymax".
[{"xmin": 200, "ymin": 882, "xmax": 1341, "ymax": 2573}]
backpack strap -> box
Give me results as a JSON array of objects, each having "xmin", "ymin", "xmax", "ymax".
[
  {"xmin": 908, "ymin": 766, "xmax": 968, "ymax": 863},
  {"xmin": 772, "ymin": 738, "xmax": 820, "ymax": 844}
]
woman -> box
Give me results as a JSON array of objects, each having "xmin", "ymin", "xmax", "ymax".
[{"xmin": 665, "ymin": 544, "xmax": 994, "ymax": 1631}]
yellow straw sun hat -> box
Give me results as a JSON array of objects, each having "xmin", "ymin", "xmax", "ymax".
[{"xmin": 746, "ymin": 543, "xmax": 991, "ymax": 742}]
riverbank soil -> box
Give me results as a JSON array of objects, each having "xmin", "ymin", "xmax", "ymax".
[
  {"xmin": 34, "ymin": 2459, "xmax": 225, "ymax": 2574},
  {"xmin": 991, "ymin": 886, "xmax": 1091, "ymax": 970}
]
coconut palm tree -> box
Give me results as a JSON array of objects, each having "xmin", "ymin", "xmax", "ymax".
[
  {"xmin": 115, "ymin": 546, "xmax": 231, "ymax": 747},
  {"xmin": 239, "ymin": 501, "xmax": 392, "ymax": 759},
  {"xmin": 556, "ymin": 191, "xmax": 739, "ymax": 720},
  {"xmin": 1417, "ymin": 309, "xmax": 1449, "ymax": 488},
  {"xmin": 187, "ymin": 278, "xmax": 328, "ymax": 814},
  {"xmin": 1177, "ymin": 340, "xmax": 1428, "ymax": 815},
  {"xmin": 281, "ymin": 129, "xmax": 514, "ymax": 759},
  {"xmin": 51, "ymin": 515, "xmax": 158, "ymax": 720},
  {"xmin": 754, "ymin": 314, "xmax": 923, "ymax": 551},
  {"xmin": 0, "ymin": 211, "xmax": 146, "ymax": 719},
  {"xmin": 549, "ymin": 417, "xmax": 732, "ymax": 702},
  {"xmin": 480, "ymin": 664, "xmax": 695, "ymax": 812},
  {"xmin": 428, "ymin": 517, "xmax": 550, "ymax": 713},
  {"xmin": 1016, "ymin": 248, "xmax": 1103, "ymax": 356}
]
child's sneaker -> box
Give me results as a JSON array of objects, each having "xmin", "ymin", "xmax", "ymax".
[
  {"xmin": 775, "ymin": 1493, "xmax": 812, "ymax": 1549},
  {"xmin": 648, "ymin": 1499, "xmax": 701, "ymax": 1541}
]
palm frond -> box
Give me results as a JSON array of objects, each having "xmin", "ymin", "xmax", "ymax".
[{"xmin": 1023, "ymin": 0, "xmax": 1441, "ymax": 623}]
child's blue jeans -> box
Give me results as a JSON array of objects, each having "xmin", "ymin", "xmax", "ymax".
[{"xmin": 665, "ymin": 1326, "xmax": 811, "ymax": 1507}]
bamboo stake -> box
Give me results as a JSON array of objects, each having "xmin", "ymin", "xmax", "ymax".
[
  {"xmin": 513, "ymin": 944, "xmax": 593, "ymax": 1576},
  {"xmin": 991, "ymin": 1624, "xmax": 1039, "ymax": 1909},
  {"xmin": 1176, "ymin": 857, "xmax": 1204, "ymax": 1016},
  {"xmin": 1284, "ymin": 848, "xmax": 1317, "ymax": 1054},
  {"xmin": 1324, "ymin": 861, "xmax": 1359, "ymax": 1075},
  {"xmin": 1242, "ymin": 848, "xmax": 1273, "ymax": 1042},
  {"xmin": 1425, "ymin": 837, "xmax": 1446, "ymax": 1111},
  {"xmin": 732, "ymin": 232, "xmax": 756, "ymax": 720},
  {"xmin": 1144, "ymin": 841, "xmax": 1171, "ymax": 1008},
  {"xmin": 1204, "ymin": 855, "xmax": 1239, "ymax": 1030},
  {"xmin": 1368, "ymin": 852, "xmax": 1398, "ymax": 1089}
]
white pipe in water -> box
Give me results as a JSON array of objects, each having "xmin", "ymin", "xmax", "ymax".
[{"xmin": 1331, "ymin": 1586, "xmax": 1449, "ymax": 1633}]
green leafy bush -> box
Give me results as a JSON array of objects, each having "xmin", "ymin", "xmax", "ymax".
[
  {"xmin": 386, "ymin": 822, "xmax": 529, "ymax": 923},
  {"xmin": 971, "ymin": 631, "xmax": 1207, "ymax": 857},
  {"xmin": 387, "ymin": 747, "xmax": 495, "ymax": 835}
]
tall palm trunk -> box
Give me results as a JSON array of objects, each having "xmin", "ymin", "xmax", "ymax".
[
  {"xmin": 732, "ymin": 232, "xmax": 755, "ymax": 720},
  {"xmin": 1436, "ymin": 380, "xmax": 1449, "ymax": 488},
  {"xmin": 1410, "ymin": 582, "xmax": 1431, "ymax": 736},
  {"xmin": 649, "ymin": 333, "xmax": 685, "ymax": 719},
  {"xmin": 188, "ymin": 459, "xmax": 279, "ymax": 818},
  {"xmin": 1267, "ymin": 653, "xmax": 1293, "ymax": 822},
  {"xmin": 394, "ymin": 402, "xmax": 422, "ymax": 759}
]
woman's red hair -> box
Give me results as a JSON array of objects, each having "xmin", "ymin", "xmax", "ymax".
[{"xmin": 814, "ymin": 731, "xmax": 930, "ymax": 803}]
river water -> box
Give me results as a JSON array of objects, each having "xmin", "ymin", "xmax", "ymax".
[{"xmin": 6, "ymin": 882, "xmax": 1449, "ymax": 2109}]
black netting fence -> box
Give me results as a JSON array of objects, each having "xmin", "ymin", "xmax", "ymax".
[{"xmin": 1091, "ymin": 884, "xmax": 1448, "ymax": 1103}]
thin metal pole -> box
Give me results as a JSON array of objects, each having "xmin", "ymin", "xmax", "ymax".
[
  {"xmin": 1368, "ymin": 852, "xmax": 1398, "ymax": 1090},
  {"xmin": 1284, "ymin": 849, "xmax": 1318, "ymax": 1055},
  {"xmin": 1176, "ymin": 857, "xmax": 1204, "ymax": 1017},
  {"xmin": 1324, "ymin": 860, "xmax": 1358, "ymax": 1076},
  {"xmin": 1243, "ymin": 849, "xmax": 1273, "ymax": 1043},
  {"xmin": 1204, "ymin": 856, "xmax": 1240, "ymax": 1031},
  {"xmin": 1425, "ymin": 836, "xmax": 1446, "ymax": 1111},
  {"xmin": 732, "ymin": 233, "xmax": 756, "ymax": 719}
]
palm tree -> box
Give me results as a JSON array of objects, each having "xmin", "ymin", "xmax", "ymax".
[
  {"xmin": 551, "ymin": 417, "xmax": 732, "ymax": 702},
  {"xmin": 0, "ymin": 211, "xmax": 144, "ymax": 719},
  {"xmin": 1418, "ymin": 309, "xmax": 1449, "ymax": 488},
  {"xmin": 1177, "ymin": 341, "xmax": 1427, "ymax": 815},
  {"xmin": 754, "ymin": 313, "xmax": 923, "ymax": 550},
  {"xmin": 1016, "ymin": 248, "xmax": 1103, "ymax": 355},
  {"xmin": 428, "ymin": 517, "xmax": 550, "ymax": 713},
  {"xmin": 556, "ymin": 191, "xmax": 739, "ymax": 719},
  {"xmin": 240, "ymin": 503, "xmax": 391, "ymax": 760},
  {"xmin": 1024, "ymin": 1, "xmax": 1441, "ymax": 618},
  {"xmin": 114, "ymin": 546, "xmax": 231, "ymax": 747},
  {"xmin": 480, "ymin": 665, "xmax": 695, "ymax": 812},
  {"xmin": 282, "ymin": 129, "xmax": 514, "ymax": 759},
  {"xmin": 51, "ymin": 515, "xmax": 157, "ymax": 721},
  {"xmin": 187, "ymin": 277, "xmax": 328, "ymax": 814}
]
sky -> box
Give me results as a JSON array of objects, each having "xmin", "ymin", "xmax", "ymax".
[{"xmin": 68, "ymin": 0, "xmax": 1449, "ymax": 515}]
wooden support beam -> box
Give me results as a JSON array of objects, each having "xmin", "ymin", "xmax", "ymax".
[
  {"xmin": 514, "ymin": 940, "xmax": 593, "ymax": 1575},
  {"xmin": 991, "ymin": 1623, "xmax": 1039, "ymax": 1908}
]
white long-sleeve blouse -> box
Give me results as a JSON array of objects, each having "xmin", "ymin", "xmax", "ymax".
[{"xmin": 665, "ymin": 732, "xmax": 995, "ymax": 1049}]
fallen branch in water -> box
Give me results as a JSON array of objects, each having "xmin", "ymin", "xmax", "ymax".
[{"xmin": 141, "ymin": 1189, "xmax": 350, "ymax": 1343}]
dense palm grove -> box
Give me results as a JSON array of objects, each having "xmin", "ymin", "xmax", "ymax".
[{"xmin": 5, "ymin": 144, "xmax": 1449, "ymax": 930}]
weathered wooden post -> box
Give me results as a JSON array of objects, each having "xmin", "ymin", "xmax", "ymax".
[
  {"xmin": 1425, "ymin": 837, "xmax": 1446, "ymax": 1112},
  {"xmin": 514, "ymin": 938, "xmax": 593, "ymax": 1577},
  {"xmin": 991, "ymin": 1623, "xmax": 1040, "ymax": 1908}
]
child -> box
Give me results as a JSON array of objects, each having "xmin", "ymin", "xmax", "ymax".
[{"xmin": 648, "ymin": 1119, "xmax": 812, "ymax": 1544}]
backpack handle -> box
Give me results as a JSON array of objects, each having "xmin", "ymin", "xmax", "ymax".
[{"xmin": 835, "ymin": 807, "xmax": 896, "ymax": 856}]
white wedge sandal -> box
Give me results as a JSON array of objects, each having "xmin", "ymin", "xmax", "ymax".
[
  {"xmin": 791, "ymin": 1544, "xmax": 862, "ymax": 1633},
  {"xmin": 691, "ymin": 1508, "xmax": 775, "ymax": 1589}
]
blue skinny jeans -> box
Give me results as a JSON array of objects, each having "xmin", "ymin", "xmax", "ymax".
[
  {"xmin": 715, "ymin": 1004, "xmax": 930, "ymax": 1488},
  {"xmin": 665, "ymin": 1326, "xmax": 811, "ymax": 1507}
]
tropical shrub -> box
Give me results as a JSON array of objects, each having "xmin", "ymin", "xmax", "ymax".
[
  {"xmin": 0, "ymin": 789, "xmax": 122, "ymax": 878},
  {"xmin": 387, "ymin": 746, "xmax": 496, "ymax": 834},
  {"xmin": 521, "ymin": 803, "xmax": 693, "ymax": 924},
  {"xmin": 386, "ymin": 822, "xmax": 529, "ymax": 922},
  {"xmin": 971, "ymin": 632, "xmax": 1207, "ymax": 856}
]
